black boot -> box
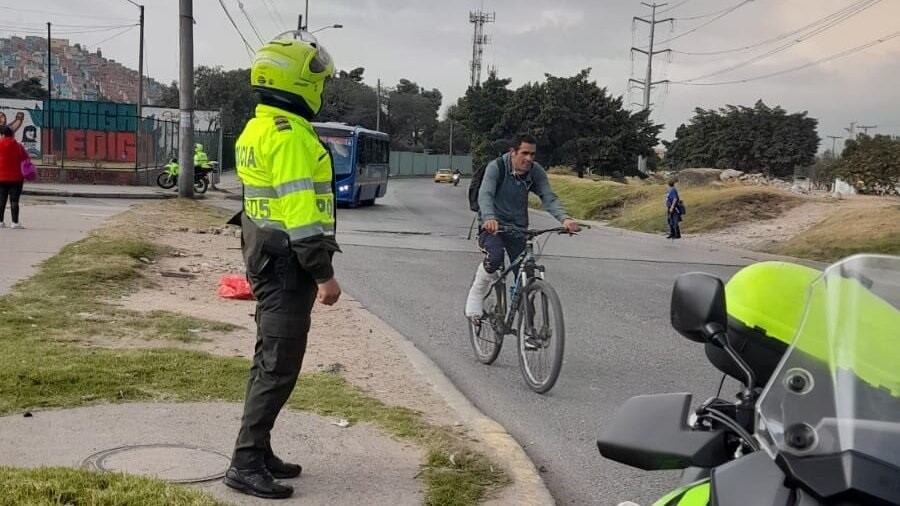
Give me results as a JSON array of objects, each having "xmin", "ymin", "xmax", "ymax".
[
  {"xmin": 224, "ymin": 467, "xmax": 294, "ymax": 499},
  {"xmin": 266, "ymin": 453, "xmax": 303, "ymax": 479}
]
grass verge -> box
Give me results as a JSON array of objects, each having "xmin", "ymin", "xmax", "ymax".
[
  {"xmin": 0, "ymin": 467, "xmax": 224, "ymax": 506},
  {"xmin": 0, "ymin": 200, "xmax": 508, "ymax": 505},
  {"xmin": 542, "ymin": 174, "xmax": 802, "ymax": 234},
  {"xmin": 611, "ymin": 184, "xmax": 802, "ymax": 234},
  {"xmin": 770, "ymin": 205, "xmax": 900, "ymax": 261},
  {"xmin": 530, "ymin": 176, "xmax": 653, "ymax": 221}
]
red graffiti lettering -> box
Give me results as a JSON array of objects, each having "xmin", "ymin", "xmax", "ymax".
[
  {"xmin": 86, "ymin": 131, "xmax": 107, "ymax": 159},
  {"xmin": 116, "ymin": 133, "xmax": 136, "ymax": 162},
  {"xmin": 65, "ymin": 130, "xmax": 86, "ymax": 158}
]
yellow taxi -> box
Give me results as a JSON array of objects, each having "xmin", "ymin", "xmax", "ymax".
[{"xmin": 433, "ymin": 169, "xmax": 453, "ymax": 183}]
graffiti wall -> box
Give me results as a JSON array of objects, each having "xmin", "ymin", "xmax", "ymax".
[
  {"xmin": 0, "ymin": 98, "xmax": 41, "ymax": 158},
  {"xmin": 0, "ymin": 98, "xmax": 219, "ymax": 166}
]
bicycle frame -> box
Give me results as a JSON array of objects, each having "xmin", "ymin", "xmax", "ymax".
[{"xmin": 486, "ymin": 237, "xmax": 546, "ymax": 334}]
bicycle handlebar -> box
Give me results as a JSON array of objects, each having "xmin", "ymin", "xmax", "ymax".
[{"xmin": 497, "ymin": 223, "xmax": 591, "ymax": 238}]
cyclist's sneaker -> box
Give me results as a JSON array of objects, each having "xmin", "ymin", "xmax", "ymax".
[{"xmin": 523, "ymin": 329, "xmax": 544, "ymax": 350}]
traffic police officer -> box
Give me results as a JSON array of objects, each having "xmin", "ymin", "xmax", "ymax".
[{"xmin": 224, "ymin": 30, "xmax": 341, "ymax": 499}]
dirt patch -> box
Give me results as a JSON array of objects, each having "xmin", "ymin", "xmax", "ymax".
[
  {"xmin": 697, "ymin": 194, "xmax": 899, "ymax": 253},
  {"xmin": 104, "ymin": 208, "xmax": 459, "ymax": 427}
]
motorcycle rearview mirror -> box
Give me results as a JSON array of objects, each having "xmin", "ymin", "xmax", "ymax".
[
  {"xmin": 671, "ymin": 272, "xmax": 758, "ymax": 393},
  {"xmin": 670, "ymin": 272, "xmax": 728, "ymax": 343}
]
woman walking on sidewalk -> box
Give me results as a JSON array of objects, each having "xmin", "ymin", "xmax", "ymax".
[{"xmin": 0, "ymin": 125, "xmax": 30, "ymax": 229}]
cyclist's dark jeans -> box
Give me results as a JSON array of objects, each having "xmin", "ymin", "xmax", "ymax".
[{"xmin": 479, "ymin": 229, "xmax": 526, "ymax": 274}]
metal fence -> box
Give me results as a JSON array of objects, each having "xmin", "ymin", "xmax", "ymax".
[{"xmin": 389, "ymin": 151, "xmax": 473, "ymax": 177}]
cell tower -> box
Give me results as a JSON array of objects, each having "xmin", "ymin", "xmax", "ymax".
[{"xmin": 469, "ymin": 10, "xmax": 495, "ymax": 88}]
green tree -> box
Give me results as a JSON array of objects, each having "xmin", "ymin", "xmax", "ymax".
[
  {"xmin": 193, "ymin": 66, "xmax": 255, "ymax": 134},
  {"xmin": 386, "ymin": 79, "xmax": 441, "ymax": 151},
  {"xmin": 319, "ymin": 68, "xmax": 378, "ymax": 129},
  {"xmin": 454, "ymin": 72, "xmax": 514, "ymax": 168},
  {"xmin": 427, "ymin": 105, "xmax": 471, "ymax": 155},
  {"xmin": 835, "ymin": 134, "xmax": 900, "ymax": 195},
  {"xmin": 455, "ymin": 69, "xmax": 660, "ymax": 176},
  {"xmin": 664, "ymin": 100, "xmax": 819, "ymax": 177},
  {"xmin": 0, "ymin": 78, "xmax": 47, "ymax": 99},
  {"xmin": 158, "ymin": 81, "xmax": 179, "ymax": 108}
]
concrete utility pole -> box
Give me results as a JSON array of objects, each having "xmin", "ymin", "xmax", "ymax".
[
  {"xmin": 46, "ymin": 22, "xmax": 52, "ymax": 162},
  {"xmin": 125, "ymin": 1, "xmax": 145, "ymax": 173},
  {"xmin": 844, "ymin": 121, "xmax": 857, "ymax": 141},
  {"xmin": 858, "ymin": 125, "xmax": 877, "ymax": 136},
  {"xmin": 376, "ymin": 78, "xmax": 381, "ymax": 131},
  {"xmin": 826, "ymin": 135, "xmax": 842, "ymax": 157},
  {"xmin": 630, "ymin": 2, "xmax": 672, "ymax": 174},
  {"xmin": 178, "ymin": 0, "xmax": 195, "ymax": 198},
  {"xmin": 449, "ymin": 119, "xmax": 454, "ymax": 171}
]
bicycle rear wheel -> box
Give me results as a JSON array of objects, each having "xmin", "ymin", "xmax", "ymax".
[
  {"xmin": 517, "ymin": 279, "xmax": 565, "ymax": 393},
  {"xmin": 468, "ymin": 280, "xmax": 505, "ymax": 365}
]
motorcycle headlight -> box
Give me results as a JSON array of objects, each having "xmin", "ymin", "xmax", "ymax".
[{"xmin": 338, "ymin": 185, "xmax": 350, "ymax": 192}]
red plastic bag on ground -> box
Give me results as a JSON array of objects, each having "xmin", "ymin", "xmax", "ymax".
[{"xmin": 218, "ymin": 274, "xmax": 254, "ymax": 300}]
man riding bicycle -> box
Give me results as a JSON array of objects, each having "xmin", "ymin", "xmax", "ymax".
[{"xmin": 465, "ymin": 133, "xmax": 580, "ymax": 324}]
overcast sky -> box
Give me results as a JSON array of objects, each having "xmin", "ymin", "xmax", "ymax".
[{"xmin": 6, "ymin": 0, "xmax": 900, "ymax": 151}]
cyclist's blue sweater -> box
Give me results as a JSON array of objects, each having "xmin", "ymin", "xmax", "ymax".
[{"xmin": 478, "ymin": 152, "xmax": 570, "ymax": 229}]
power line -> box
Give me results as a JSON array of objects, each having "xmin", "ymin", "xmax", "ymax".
[
  {"xmin": 652, "ymin": 0, "xmax": 753, "ymax": 46},
  {"xmin": 216, "ymin": 0, "xmax": 255, "ymax": 57},
  {"xmin": 672, "ymin": 30, "xmax": 900, "ymax": 86},
  {"xmin": 657, "ymin": 0, "xmax": 691, "ymax": 15},
  {"xmin": 674, "ymin": 2, "xmax": 757, "ymax": 21},
  {"xmin": 676, "ymin": 0, "xmax": 880, "ymax": 83},
  {"xmin": 0, "ymin": 23, "xmax": 137, "ymax": 36},
  {"xmin": 671, "ymin": 0, "xmax": 879, "ymax": 56},
  {"xmin": 0, "ymin": 5, "xmax": 133, "ymax": 22},
  {"xmin": 261, "ymin": 0, "xmax": 284, "ymax": 33},
  {"xmin": 236, "ymin": 1, "xmax": 266, "ymax": 45},
  {"xmin": 85, "ymin": 24, "xmax": 137, "ymax": 49}
]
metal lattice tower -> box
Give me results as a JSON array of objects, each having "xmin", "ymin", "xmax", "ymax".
[{"xmin": 469, "ymin": 10, "xmax": 495, "ymax": 88}]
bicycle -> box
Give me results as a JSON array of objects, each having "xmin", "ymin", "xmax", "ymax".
[{"xmin": 467, "ymin": 225, "xmax": 585, "ymax": 393}]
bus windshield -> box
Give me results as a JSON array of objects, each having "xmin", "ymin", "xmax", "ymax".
[{"xmin": 320, "ymin": 135, "xmax": 354, "ymax": 176}]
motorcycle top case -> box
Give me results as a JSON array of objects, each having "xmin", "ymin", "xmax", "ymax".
[{"xmin": 712, "ymin": 261, "xmax": 821, "ymax": 388}]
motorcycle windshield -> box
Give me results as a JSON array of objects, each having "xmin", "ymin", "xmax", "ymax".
[{"xmin": 756, "ymin": 254, "xmax": 900, "ymax": 468}]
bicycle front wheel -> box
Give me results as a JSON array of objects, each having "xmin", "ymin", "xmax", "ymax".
[
  {"xmin": 468, "ymin": 280, "xmax": 505, "ymax": 365},
  {"xmin": 517, "ymin": 279, "xmax": 565, "ymax": 393}
]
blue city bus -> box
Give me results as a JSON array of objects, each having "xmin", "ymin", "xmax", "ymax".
[{"xmin": 313, "ymin": 122, "xmax": 390, "ymax": 207}]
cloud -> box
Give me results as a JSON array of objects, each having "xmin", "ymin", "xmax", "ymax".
[{"xmin": 15, "ymin": 0, "xmax": 900, "ymax": 143}]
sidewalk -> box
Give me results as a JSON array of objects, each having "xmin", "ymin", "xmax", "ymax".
[
  {"xmin": 0, "ymin": 200, "xmax": 126, "ymax": 295},
  {"xmin": 21, "ymin": 172, "xmax": 243, "ymax": 199}
]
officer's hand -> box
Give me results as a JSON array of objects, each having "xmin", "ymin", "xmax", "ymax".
[
  {"xmin": 317, "ymin": 278, "xmax": 342, "ymax": 306},
  {"xmin": 483, "ymin": 219, "xmax": 499, "ymax": 234},
  {"xmin": 562, "ymin": 219, "xmax": 581, "ymax": 234}
]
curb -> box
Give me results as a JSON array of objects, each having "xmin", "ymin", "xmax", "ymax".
[
  {"xmin": 23, "ymin": 189, "xmax": 176, "ymax": 200},
  {"xmin": 352, "ymin": 300, "xmax": 556, "ymax": 506}
]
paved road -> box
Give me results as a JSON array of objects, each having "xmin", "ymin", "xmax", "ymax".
[
  {"xmin": 0, "ymin": 196, "xmax": 134, "ymax": 296},
  {"xmin": 220, "ymin": 180, "xmax": 782, "ymax": 505}
]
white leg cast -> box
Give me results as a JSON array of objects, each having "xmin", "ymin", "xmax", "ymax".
[{"xmin": 465, "ymin": 263, "xmax": 499, "ymax": 318}]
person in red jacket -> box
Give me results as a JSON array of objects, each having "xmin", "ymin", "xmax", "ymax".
[{"xmin": 0, "ymin": 125, "xmax": 28, "ymax": 229}]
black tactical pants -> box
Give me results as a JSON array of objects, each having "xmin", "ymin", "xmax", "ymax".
[{"xmin": 231, "ymin": 255, "xmax": 317, "ymax": 469}]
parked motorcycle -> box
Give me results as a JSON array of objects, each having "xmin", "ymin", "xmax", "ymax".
[
  {"xmin": 598, "ymin": 254, "xmax": 900, "ymax": 506},
  {"xmin": 156, "ymin": 158, "xmax": 217, "ymax": 194}
]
